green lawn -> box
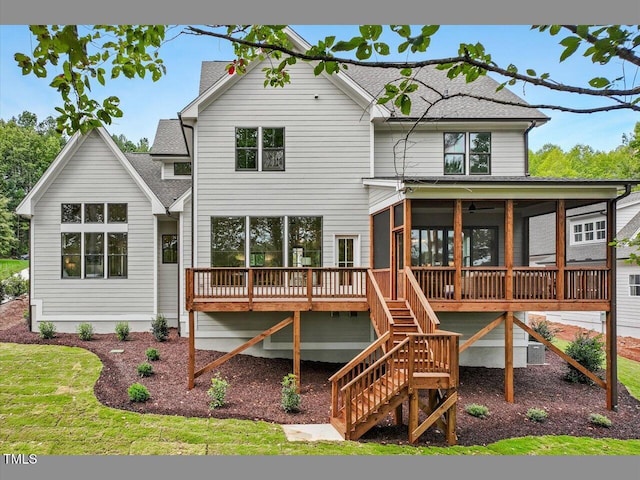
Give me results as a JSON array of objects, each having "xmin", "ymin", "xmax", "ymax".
[
  {"xmin": 1, "ymin": 342, "xmax": 639, "ymax": 455},
  {"xmin": 0, "ymin": 259, "xmax": 28, "ymax": 281}
]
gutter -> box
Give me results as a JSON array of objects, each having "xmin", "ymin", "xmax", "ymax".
[
  {"xmin": 607, "ymin": 182, "xmax": 633, "ymax": 411},
  {"xmin": 177, "ymin": 113, "xmax": 195, "ymax": 338},
  {"xmin": 523, "ymin": 121, "xmax": 537, "ymax": 177}
]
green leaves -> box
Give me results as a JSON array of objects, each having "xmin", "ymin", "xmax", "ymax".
[{"xmin": 15, "ymin": 25, "xmax": 168, "ymax": 136}]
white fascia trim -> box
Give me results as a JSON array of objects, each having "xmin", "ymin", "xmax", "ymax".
[
  {"xmin": 97, "ymin": 128, "xmax": 166, "ymax": 215},
  {"xmin": 153, "ymin": 218, "xmax": 158, "ymax": 316},
  {"xmin": 169, "ymin": 189, "xmax": 192, "ymax": 213},
  {"xmin": 15, "ymin": 132, "xmax": 84, "ymax": 217},
  {"xmin": 362, "ymin": 178, "xmax": 403, "ymax": 189},
  {"xmin": 369, "ymin": 123, "xmax": 375, "ymax": 177}
]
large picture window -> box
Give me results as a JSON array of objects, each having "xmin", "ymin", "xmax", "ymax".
[
  {"xmin": 411, "ymin": 227, "xmax": 498, "ymax": 267},
  {"xmin": 250, "ymin": 217, "xmax": 284, "ymax": 267},
  {"xmin": 235, "ymin": 127, "xmax": 285, "ymax": 171},
  {"xmin": 288, "ymin": 216, "xmax": 322, "ymax": 267},
  {"xmin": 443, "ymin": 132, "xmax": 491, "ymax": 175},
  {"xmin": 211, "ymin": 217, "xmax": 246, "ymax": 267},
  {"xmin": 211, "ymin": 215, "xmax": 323, "ymax": 268},
  {"xmin": 60, "ymin": 202, "xmax": 128, "ymax": 279}
]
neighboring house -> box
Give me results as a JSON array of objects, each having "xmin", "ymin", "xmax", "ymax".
[
  {"xmin": 16, "ymin": 28, "xmax": 637, "ymax": 442},
  {"xmin": 529, "ymin": 191, "xmax": 640, "ymax": 338}
]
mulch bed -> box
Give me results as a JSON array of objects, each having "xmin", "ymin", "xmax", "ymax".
[{"xmin": 1, "ymin": 296, "xmax": 639, "ymax": 447}]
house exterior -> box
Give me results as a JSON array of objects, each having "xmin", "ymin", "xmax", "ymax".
[
  {"xmin": 530, "ymin": 191, "xmax": 640, "ymax": 338},
  {"xmin": 17, "ymin": 28, "xmax": 638, "ymax": 442}
]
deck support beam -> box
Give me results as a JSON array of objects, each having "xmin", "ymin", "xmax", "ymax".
[
  {"xmin": 188, "ymin": 310, "xmax": 195, "ymax": 390},
  {"xmin": 504, "ymin": 312, "xmax": 514, "ymax": 403},
  {"xmin": 606, "ymin": 198, "xmax": 618, "ymax": 411},
  {"xmin": 293, "ymin": 310, "xmax": 301, "ymax": 393}
]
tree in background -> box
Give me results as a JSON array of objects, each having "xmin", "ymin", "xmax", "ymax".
[
  {"xmin": 111, "ymin": 133, "xmax": 150, "ymax": 153},
  {"xmin": 0, "ymin": 196, "xmax": 17, "ymax": 257},
  {"xmin": 0, "ymin": 112, "xmax": 66, "ymax": 256}
]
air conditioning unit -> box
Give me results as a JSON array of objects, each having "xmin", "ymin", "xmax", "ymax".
[{"xmin": 527, "ymin": 342, "xmax": 546, "ymax": 365}]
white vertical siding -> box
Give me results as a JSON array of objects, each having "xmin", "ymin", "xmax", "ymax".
[
  {"xmin": 374, "ymin": 126, "xmax": 526, "ymax": 177},
  {"xmin": 194, "ymin": 61, "xmax": 372, "ymax": 269},
  {"xmin": 31, "ymin": 131, "xmax": 155, "ymax": 331}
]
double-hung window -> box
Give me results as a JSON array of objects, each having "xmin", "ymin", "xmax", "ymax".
[
  {"xmin": 443, "ymin": 132, "xmax": 491, "ymax": 175},
  {"xmin": 60, "ymin": 203, "xmax": 128, "ymax": 279},
  {"xmin": 235, "ymin": 127, "xmax": 285, "ymax": 171},
  {"xmin": 630, "ymin": 274, "xmax": 640, "ymax": 297}
]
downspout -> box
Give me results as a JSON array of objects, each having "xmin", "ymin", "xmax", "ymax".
[
  {"xmin": 523, "ymin": 121, "xmax": 537, "ymax": 177},
  {"xmin": 608, "ymin": 183, "xmax": 633, "ymax": 411},
  {"xmin": 177, "ymin": 112, "xmax": 195, "ymax": 338}
]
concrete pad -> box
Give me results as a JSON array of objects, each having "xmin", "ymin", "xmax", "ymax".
[{"xmin": 281, "ymin": 424, "xmax": 344, "ymax": 442}]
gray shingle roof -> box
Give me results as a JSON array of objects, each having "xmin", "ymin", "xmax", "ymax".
[
  {"xmin": 125, "ymin": 153, "xmax": 191, "ymax": 208},
  {"xmin": 344, "ymin": 64, "xmax": 549, "ymax": 121},
  {"xmin": 198, "ymin": 60, "xmax": 549, "ymax": 121},
  {"xmin": 150, "ymin": 119, "xmax": 189, "ymax": 156},
  {"xmin": 199, "ymin": 61, "xmax": 230, "ymax": 95},
  {"xmin": 378, "ymin": 176, "xmax": 638, "ymax": 186},
  {"xmin": 616, "ymin": 211, "xmax": 640, "ymax": 260}
]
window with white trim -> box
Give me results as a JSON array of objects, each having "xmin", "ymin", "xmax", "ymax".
[
  {"xmin": 630, "ymin": 274, "xmax": 640, "ymax": 297},
  {"xmin": 570, "ymin": 217, "xmax": 606, "ymax": 245},
  {"xmin": 443, "ymin": 132, "xmax": 491, "ymax": 175},
  {"xmin": 60, "ymin": 203, "xmax": 128, "ymax": 279},
  {"xmin": 235, "ymin": 127, "xmax": 285, "ymax": 171}
]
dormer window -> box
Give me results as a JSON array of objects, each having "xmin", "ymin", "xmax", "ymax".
[
  {"xmin": 174, "ymin": 162, "xmax": 192, "ymax": 176},
  {"xmin": 443, "ymin": 132, "xmax": 491, "ymax": 175}
]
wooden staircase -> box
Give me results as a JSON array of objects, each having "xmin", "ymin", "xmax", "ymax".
[
  {"xmin": 329, "ymin": 268, "xmax": 461, "ymax": 445},
  {"xmin": 386, "ymin": 299, "xmax": 421, "ymax": 348}
]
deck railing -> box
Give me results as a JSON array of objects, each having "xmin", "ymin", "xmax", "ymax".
[
  {"xmin": 187, "ymin": 267, "xmax": 368, "ymax": 306},
  {"xmin": 366, "ymin": 270, "xmax": 395, "ymax": 346},
  {"xmin": 409, "ymin": 266, "xmax": 609, "ymax": 302}
]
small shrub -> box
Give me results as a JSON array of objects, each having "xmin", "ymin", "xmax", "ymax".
[
  {"xmin": 77, "ymin": 322, "xmax": 94, "ymax": 341},
  {"xmin": 127, "ymin": 383, "xmax": 150, "ymax": 402},
  {"xmin": 589, "ymin": 413, "xmax": 612, "ymax": 428},
  {"xmin": 529, "ymin": 318, "xmax": 557, "ymax": 344},
  {"xmin": 115, "ymin": 321, "xmax": 130, "ymax": 341},
  {"xmin": 3, "ymin": 275, "xmax": 29, "ymax": 298},
  {"xmin": 281, "ymin": 373, "xmax": 301, "ymax": 413},
  {"xmin": 151, "ymin": 314, "xmax": 168, "ymax": 342},
  {"xmin": 145, "ymin": 348, "xmax": 160, "ymax": 361},
  {"xmin": 464, "ymin": 403, "xmax": 489, "ymax": 419},
  {"xmin": 38, "ymin": 321, "xmax": 56, "ymax": 339},
  {"xmin": 526, "ymin": 407, "xmax": 548, "ymax": 423},
  {"xmin": 564, "ymin": 331, "xmax": 605, "ymax": 384},
  {"xmin": 137, "ymin": 362, "xmax": 154, "ymax": 378},
  {"xmin": 207, "ymin": 373, "xmax": 229, "ymax": 409}
]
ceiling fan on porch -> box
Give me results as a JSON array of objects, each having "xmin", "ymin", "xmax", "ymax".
[{"xmin": 468, "ymin": 202, "xmax": 497, "ymax": 213}]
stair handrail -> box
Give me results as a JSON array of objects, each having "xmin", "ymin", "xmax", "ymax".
[
  {"xmin": 340, "ymin": 336, "xmax": 410, "ymax": 393},
  {"xmin": 339, "ymin": 337, "xmax": 412, "ymax": 434},
  {"xmin": 366, "ymin": 270, "xmax": 396, "ymax": 347},
  {"xmin": 328, "ymin": 331, "xmax": 390, "ymax": 383},
  {"xmin": 404, "ymin": 267, "xmax": 440, "ymax": 334}
]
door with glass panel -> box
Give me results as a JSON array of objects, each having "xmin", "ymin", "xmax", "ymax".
[{"xmin": 336, "ymin": 236, "xmax": 357, "ymax": 288}]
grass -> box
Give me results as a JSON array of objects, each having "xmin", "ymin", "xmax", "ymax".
[
  {"xmin": 1, "ymin": 342, "xmax": 639, "ymax": 455},
  {"xmin": 0, "ymin": 259, "xmax": 28, "ymax": 281}
]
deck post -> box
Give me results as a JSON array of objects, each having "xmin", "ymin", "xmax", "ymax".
[
  {"xmin": 504, "ymin": 311, "xmax": 514, "ymax": 403},
  {"xmin": 454, "ymin": 200, "xmax": 462, "ymax": 301},
  {"xmin": 606, "ymin": 199, "xmax": 618, "ymax": 410},
  {"xmin": 404, "ymin": 199, "xmax": 412, "ymax": 269},
  {"xmin": 188, "ymin": 310, "xmax": 195, "ymax": 390},
  {"xmin": 505, "ymin": 200, "xmax": 514, "ymax": 300},
  {"xmin": 293, "ymin": 310, "xmax": 301, "ymax": 393},
  {"xmin": 556, "ymin": 200, "xmax": 566, "ymax": 301}
]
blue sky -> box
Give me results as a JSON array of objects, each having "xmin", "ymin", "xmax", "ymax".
[{"xmin": 1, "ymin": 24, "xmax": 638, "ymax": 152}]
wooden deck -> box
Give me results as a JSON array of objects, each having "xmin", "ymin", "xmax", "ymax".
[{"xmin": 186, "ymin": 266, "xmax": 611, "ymax": 313}]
